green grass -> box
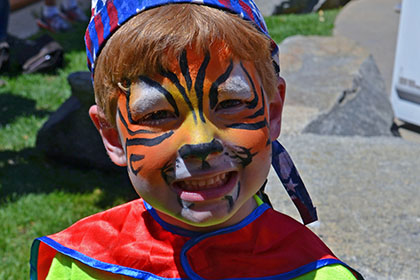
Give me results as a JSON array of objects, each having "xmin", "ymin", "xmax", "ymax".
[
  {"xmin": 266, "ymin": 9, "xmax": 339, "ymax": 42},
  {"xmin": 0, "ymin": 10, "xmax": 338, "ymax": 279}
]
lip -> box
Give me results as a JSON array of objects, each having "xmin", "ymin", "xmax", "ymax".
[{"xmin": 172, "ymin": 171, "xmax": 238, "ymax": 202}]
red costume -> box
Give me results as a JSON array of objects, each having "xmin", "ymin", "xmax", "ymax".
[{"xmin": 31, "ymin": 199, "xmax": 362, "ymax": 279}]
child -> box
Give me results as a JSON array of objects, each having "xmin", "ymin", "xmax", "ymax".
[{"xmin": 30, "ymin": 1, "xmax": 364, "ymax": 279}]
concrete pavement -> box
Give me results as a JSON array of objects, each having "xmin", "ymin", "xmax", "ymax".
[{"xmin": 334, "ymin": 0, "xmax": 401, "ymax": 95}]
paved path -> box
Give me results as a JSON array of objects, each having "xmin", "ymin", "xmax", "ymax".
[
  {"xmin": 266, "ymin": 134, "xmax": 420, "ymax": 280},
  {"xmin": 334, "ymin": 0, "xmax": 401, "ymax": 95}
]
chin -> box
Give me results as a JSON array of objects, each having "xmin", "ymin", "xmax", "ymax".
[{"xmin": 179, "ymin": 205, "xmax": 232, "ymax": 227}]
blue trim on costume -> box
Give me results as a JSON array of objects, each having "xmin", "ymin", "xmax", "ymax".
[
  {"xmin": 143, "ymin": 200, "xmax": 202, "ymax": 238},
  {"xmin": 180, "ymin": 203, "xmax": 271, "ymax": 279},
  {"xmin": 183, "ymin": 256, "xmax": 346, "ymax": 280},
  {"xmin": 37, "ymin": 236, "xmax": 185, "ymax": 280},
  {"xmin": 144, "ymin": 200, "xmax": 270, "ymax": 239},
  {"xmin": 30, "ymin": 239, "xmax": 40, "ymax": 280}
]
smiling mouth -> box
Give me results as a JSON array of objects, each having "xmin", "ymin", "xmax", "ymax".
[
  {"xmin": 175, "ymin": 172, "xmax": 231, "ymax": 191},
  {"xmin": 173, "ymin": 171, "xmax": 237, "ymax": 201}
]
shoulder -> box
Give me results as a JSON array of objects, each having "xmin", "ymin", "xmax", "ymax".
[{"xmin": 257, "ymin": 207, "xmax": 334, "ymax": 252}]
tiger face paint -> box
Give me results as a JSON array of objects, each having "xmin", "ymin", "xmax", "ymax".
[{"xmin": 115, "ymin": 46, "xmax": 276, "ymax": 231}]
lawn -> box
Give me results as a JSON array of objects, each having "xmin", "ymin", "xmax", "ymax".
[{"xmin": 0, "ymin": 9, "xmax": 338, "ymax": 279}]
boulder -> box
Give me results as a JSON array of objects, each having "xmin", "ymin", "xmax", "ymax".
[
  {"xmin": 254, "ymin": 0, "xmax": 351, "ymax": 16},
  {"xmin": 279, "ymin": 35, "xmax": 395, "ymax": 136},
  {"xmin": 36, "ymin": 71, "xmax": 122, "ymax": 171}
]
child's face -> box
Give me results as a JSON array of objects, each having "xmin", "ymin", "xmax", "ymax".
[{"xmin": 113, "ymin": 46, "xmax": 280, "ymax": 230}]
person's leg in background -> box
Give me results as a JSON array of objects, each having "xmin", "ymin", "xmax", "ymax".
[
  {"xmin": 0, "ymin": 0, "xmax": 10, "ymax": 71},
  {"xmin": 0, "ymin": 0, "xmax": 10, "ymax": 41},
  {"xmin": 37, "ymin": 0, "xmax": 88, "ymax": 32},
  {"xmin": 60, "ymin": 0, "xmax": 88, "ymax": 22},
  {"xmin": 37, "ymin": 0, "xmax": 71, "ymax": 32}
]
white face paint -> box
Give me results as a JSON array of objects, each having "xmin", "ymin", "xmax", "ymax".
[
  {"xmin": 218, "ymin": 64, "xmax": 253, "ymax": 102},
  {"xmin": 129, "ymin": 80, "xmax": 173, "ymax": 119}
]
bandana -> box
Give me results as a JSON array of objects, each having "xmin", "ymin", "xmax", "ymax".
[
  {"xmin": 84, "ymin": 0, "xmax": 317, "ymax": 224},
  {"xmin": 84, "ymin": 0, "xmax": 279, "ymax": 75}
]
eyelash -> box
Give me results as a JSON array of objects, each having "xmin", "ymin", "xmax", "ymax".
[
  {"xmin": 137, "ymin": 110, "xmax": 176, "ymax": 125},
  {"xmin": 215, "ymin": 99, "xmax": 245, "ymax": 111}
]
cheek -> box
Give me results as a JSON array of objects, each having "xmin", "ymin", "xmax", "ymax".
[
  {"xmin": 125, "ymin": 143, "xmax": 177, "ymax": 185},
  {"xmin": 222, "ymin": 127, "xmax": 270, "ymax": 153}
]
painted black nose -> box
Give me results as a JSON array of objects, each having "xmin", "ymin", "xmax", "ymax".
[{"xmin": 178, "ymin": 139, "xmax": 223, "ymax": 160}]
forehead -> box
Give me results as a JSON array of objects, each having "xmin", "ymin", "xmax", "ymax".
[{"xmin": 136, "ymin": 45, "xmax": 260, "ymax": 95}]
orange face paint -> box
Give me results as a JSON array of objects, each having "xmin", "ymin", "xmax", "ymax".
[{"xmin": 116, "ymin": 45, "xmax": 273, "ymax": 231}]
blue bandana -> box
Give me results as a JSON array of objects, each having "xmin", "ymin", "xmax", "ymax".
[{"xmin": 85, "ymin": 0, "xmax": 279, "ymax": 75}]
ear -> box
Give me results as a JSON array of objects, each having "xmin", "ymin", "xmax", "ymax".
[
  {"xmin": 269, "ymin": 77, "xmax": 286, "ymax": 141},
  {"xmin": 89, "ymin": 105, "xmax": 127, "ymax": 166}
]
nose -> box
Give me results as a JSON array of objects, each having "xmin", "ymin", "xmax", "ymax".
[{"xmin": 178, "ymin": 139, "xmax": 223, "ymax": 161}]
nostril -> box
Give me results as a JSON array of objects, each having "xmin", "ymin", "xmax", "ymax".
[{"xmin": 179, "ymin": 139, "xmax": 223, "ymax": 160}]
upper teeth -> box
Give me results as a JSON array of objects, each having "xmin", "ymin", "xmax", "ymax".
[{"xmin": 180, "ymin": 173, "xmax": 228, "ymax": 190}]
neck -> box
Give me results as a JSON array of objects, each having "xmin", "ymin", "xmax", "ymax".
[{"xmin": 155, "ymin": 197, "xmax": 258, "ymax": 233}]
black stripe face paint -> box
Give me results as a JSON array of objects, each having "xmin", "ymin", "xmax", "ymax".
[
  {"xmin": 209, "ymin": 60, "xmax": 234, "ymax": 110},
  {"xmin": 129, "ymin": 154, "xmax": 145, "ymax": 175},
  {"xmin": 160, "ymin": 68, "xmax": 197, "ymax": 123},
  {"xmin": 240, "ymin": 62, "xmax": 259, "ymax": 109},
  {"xmin": 224, "ymin": 182, "xmax": 241, "ymax": 211},
  {"xmin": 126, "ymin": 131, "xmax": 174, "ymax": 147},
  {"xmin": 180, "ymin": 50, "xmax": 192, "ymax": 91},
  {"xmin": 228, "ymin": 146, "xmax": 257, "ymax": 168},
  {"xmin": 117, "ymin": 108, "xmax": 155, "ymax": 135},
  {"xmin": 226, "ymin": 120, "xmax": 268, "ymax": 130},
  {"xmin": 246, "ymin": 85, "xmax": 266, "ymax": 119},
  {"xmin": 194, "ymin": 53, "xmax": 211, "ymax": 123}
]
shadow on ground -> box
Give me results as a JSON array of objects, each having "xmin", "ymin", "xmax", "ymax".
[
  {"xmin": 399, "ymin": 122, "xmax": 420, "ymax": 134},
  {"xmin": 0, "ymin": 148, "xmax": 137, "ymax": 208},
  {"xmin": 0, "ymin": 93, "xmax": 50, "ymax": 126}
]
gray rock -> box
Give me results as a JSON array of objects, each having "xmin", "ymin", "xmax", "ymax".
[
  {"xmin": 304, "ymin": 55, "xmax": 395, "ymax": 136},
  {"xmin": 36, "ymin": 71, "xmax": 121, "ymax": 171},
  {"xmin": 279, "ymin": 35, "xmax": 395, "ymax": 136},
  {"xmin": 254, "ymin": 0, "xmax": 351, "ymax": 15},
  {"xmin": 266, "ymin": 134, "xmax": 420, "ymax": 280}
]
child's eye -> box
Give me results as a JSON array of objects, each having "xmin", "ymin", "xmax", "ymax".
[
  {"xmin": 215, "ymin": 99, "xmax": 244, "ymax": 111},
  {"xmin": 138, "ymin": 110, "xmax": 176, "ymax": 125}
]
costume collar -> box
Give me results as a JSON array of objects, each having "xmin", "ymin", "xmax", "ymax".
[{"xmin": 143, "ymin": 198, "xmax": 270, "ymax": 238}]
